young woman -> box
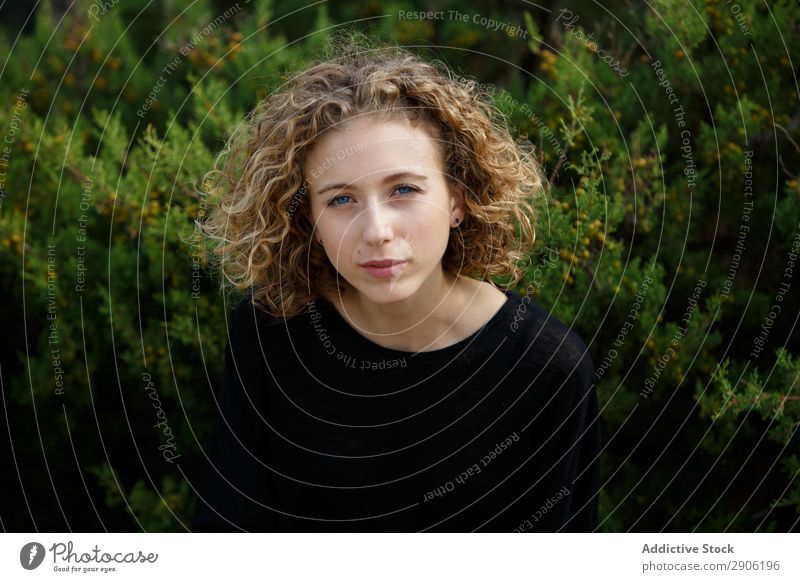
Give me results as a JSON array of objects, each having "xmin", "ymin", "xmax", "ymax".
[{"xmin": 191, "ymin": 34, "xmax": 601, "ymax": 532}]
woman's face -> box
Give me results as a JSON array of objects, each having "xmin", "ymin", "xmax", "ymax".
[{"xmin": 305, "ymin": 115, "xmax": 464, "ymax": 305}]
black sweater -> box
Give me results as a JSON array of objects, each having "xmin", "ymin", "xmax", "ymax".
[{"xmin": 191, "ymin": 289, "xmax": 601, "ymax": 532}]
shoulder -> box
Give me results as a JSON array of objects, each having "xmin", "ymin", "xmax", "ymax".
[
  {"xmin": 227, "ymin": 294, "xmax": 301, "ymax": 346},
  {"xmin": 509, "ymin": 292, "xmax": 595, "ymax": 394},
  {"xmin": 223, "ymin": 295, "xmax": 308, "ymax": 385}
]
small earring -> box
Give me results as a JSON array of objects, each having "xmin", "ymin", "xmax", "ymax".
[{"xmin": 452, "ymin": 217, "xmax": 460, "ymax": 226}]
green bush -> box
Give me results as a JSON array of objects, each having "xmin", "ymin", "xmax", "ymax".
[{"xmin": 1, "ymin": 0, "xmax": 797, "ymax": 531}]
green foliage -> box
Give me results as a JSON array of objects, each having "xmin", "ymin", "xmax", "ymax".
[
  {"xmin": 90, "ymin": 464, "xmax": 193, "ymax": 532},
  {"xmin": 703, "ymin": 348, "xmax": 800, "ymax": 516}
]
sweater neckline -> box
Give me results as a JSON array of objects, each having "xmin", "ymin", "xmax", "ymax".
[{"xmin": 314, "ymin": 289, "xmax": 520, "ymax": 362}]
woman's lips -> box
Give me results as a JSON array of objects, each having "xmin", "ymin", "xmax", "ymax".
[{"xmin": 360, "ymin": 260, "xmax": 409, "ymax": 278}]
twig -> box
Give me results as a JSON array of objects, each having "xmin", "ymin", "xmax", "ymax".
[
  {"xmin": 548, "ymin": 152, "xmax": 568, "ymax": 190},
  {"xmin": 775, "ymin": 124, "xmax": 800, "ymax": 180},
  {"xmin": 775, "ymin": 124, "xmax": 800, "ymax": 155}
]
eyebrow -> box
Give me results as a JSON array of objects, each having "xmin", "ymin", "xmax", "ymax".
[{"xmin": 315, "ymin": 172, "xmax": 429, "ymax": 196}]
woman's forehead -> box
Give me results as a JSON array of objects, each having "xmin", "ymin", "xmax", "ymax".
[{"xmin": 305, "ymin": 120, "xmax": 443, "ymax": 187}]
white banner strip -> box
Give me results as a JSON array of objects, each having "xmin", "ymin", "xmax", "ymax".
[{"xmin": 2, "ymin": 533, "xmax": 796, "ymax": 581}]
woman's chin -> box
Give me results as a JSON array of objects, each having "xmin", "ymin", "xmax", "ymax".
[{"xmin": 345, "ymin": 276, "xmax": 417, "ymax": 305}]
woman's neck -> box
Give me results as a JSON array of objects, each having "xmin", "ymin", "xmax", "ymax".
[{"xmin": 325, "ymin": 271, "xmax": 489, "ymax": 352}]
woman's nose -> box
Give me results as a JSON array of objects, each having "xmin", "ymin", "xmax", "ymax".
[{"xmin": 359, "ymin": 200, "xmax": 394, "ymax": 244}]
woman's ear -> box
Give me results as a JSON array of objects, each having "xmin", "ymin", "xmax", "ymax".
[{"xmin": 449, "ymin": 184, "xmax": 466, "ymax": 227}]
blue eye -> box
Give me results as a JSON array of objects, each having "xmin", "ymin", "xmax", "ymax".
[
  {"xmin": 328, "ymin": 195, "xmax": 352, "ymax": 207},
  {"xmin": 395, "ymin": 184, "xmax": 420, "ymax": 195},
  {"xmin": 327, "ymin": 185, "xmax": 420, "ymax": 207}
]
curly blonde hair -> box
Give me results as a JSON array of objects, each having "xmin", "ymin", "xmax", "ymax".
[{"xmin": 196, "ymin": 30, "xmax": 544, "ymax": 318}]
